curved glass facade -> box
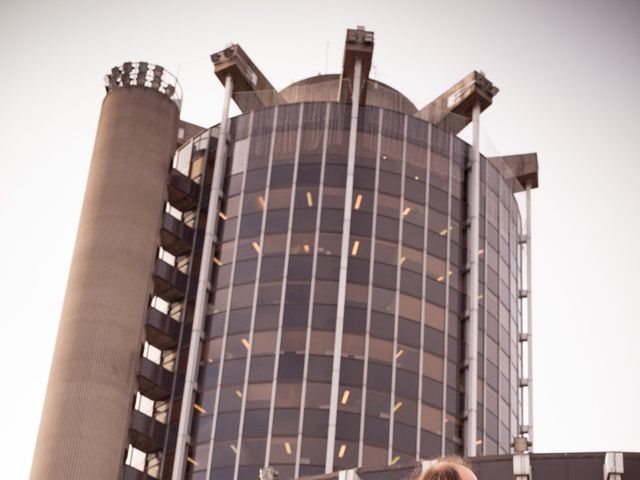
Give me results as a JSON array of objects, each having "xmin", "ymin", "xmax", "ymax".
[{"xmin": 169, "ymin": 101, "xmax": 524, "ymax": 480}]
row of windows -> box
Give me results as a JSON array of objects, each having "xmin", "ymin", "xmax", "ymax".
[
  {"xmin": 197, "ymin": 350, "xmax": 453, "ymax": 389},
  {"xmin": 188, "ymin": 416, "xmax": 450, "ymax": 467},
  {"xmin": 215, "ymin": 253, "xmax": 464, "ymax": 296},
  {"xmin": 228, "ymin": 102, "xmax": 466, "ymax": 166},
  {"xmin": 186, "ymin": 426, "xmax": 449, "ymax": 479}
]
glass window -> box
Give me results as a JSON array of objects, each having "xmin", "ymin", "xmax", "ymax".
[
  {"xmin": 227, "ymin": 308, "xmax": 251, "ymax": 335},
  {"xmin": 397, "ymin": 319, "xmax": 421, "ymax": 349},
  {"xmin": 363, "ymin": 415, "xmax": 389, "ymax": 448},
  {"xmin": 431, "ymin": 125, "xmax": 450, "ymax": 155},
  {"xmin": 291, "ymin": 208, "xmax": 317, "ymax": 232},
  {"xmin": 234, "ymin": 259, "xmax": 258, "ymax": 285},
  {"xmin": 393, "ymin": 422, "xmax": 417, "ymax": 455},
  {"xmin": 245, "ymin": 166, "xmax": 268, "ymax": 191},
  {"xmin": 211, "ymin": 442, "xmax": 237, "ymax": 469},
  {"xmin": 372, "ymin": 262, "xmax": 396, "ymax": 290},
  {"xmin": 346, "ymin": 282, "xmax": 368, "ymax": 309},
  {"xmin": 402, "ymin": 222, "xmax": 424, "ymax": 250},
  {"xmin": 240, "ymin": 439, "xmax": 267, "ymax": 467},
  {"xmin": 241, "ymin": 409, "xmax": 270, "ymax": 439},
  {"xmin": 375, "ymin": 239, "xmax": 398, "ymax": 265},
  {"xmin": 344, "ymin": 307, "xmax": 366, "ymax": 335},
  {"xmin": 429, "ymin": 187, "xmax": 449, "ymax": 214},
  {"xmin": 249, "ymin": 357, "xmax": 275, "ymax": 384},
  {"xmin": 399, "ymin": 293, "xmax": 420, "ymax": 322},
  {"xmin": 231, "ymin": 284, "xmax": 254, "ymax": 310},
  {"xmin": 367, "ymin": 361, "xmax": 392, "ymax": 392},
  {"xmin": 268, "ymin": 188, "xmax": 293, "ymax": 210},
  {"xmin": 298, "ymin": 164, "xmax": 322, "ymax": 186},
  {"xmin": 265, "ymin": 209, "xmax": 290, "ymax": 234},
  {"xmin": 252, "ymin": 331, "xmax": 278, "ymax": 356},
  {"xmin": 280, "ymin": 330, "xmax": 306, "ymax": 354},
  {"xmin": 272, "ymin": 409, "xmax": 300, "ymax": 436},
  {"xmin": 305, "ymin": 383, "xmax": 331, "ymax": 409},
  {"xmin": 273, "ymin": 131, "xmax": 297, "ymax": 166},
  {"xmin": 263, "ymin": 233, "xmax": 287, "ymax": 256},
  {"xmin": 277, "ymin": 353, "xmax": 305, "ymax": 380},
  {"xmin": 353, "ymin": 168, "xmax": 376, "ymax": 191},
  {"xmin": 340, "ymin": 357, "xmax": 364, "ymax": 386},
  {"xmin": 404, "ymin": 177, "xmax": 426, "ymax": 204},
  {"xmin": 400, "ymin": 269, "xmax": 422, "ymax": 298},
  {"xmin": 300, "ymin": 436, "xmax": 328, "ymax": 466},
  {"xmin": 377, "ymin": 193, "xmax": 400, "ymax": 218},
  {"xmin": 407, "ymin": 117, "xmax": 429, "ymax": 148},
  {"xmin": 347, "ymin": 257, "xmax": 370, "ymax": 285},
  {"xmin": 320, "ymin": 209, "xmax": 344, "ymax": 233},
  {"xmin": 376, "ymin": 215, "xmax": 399, "ymax": 242},
  {"xmin": 285, "ymin": 282, "xmax": 310, "ymax": 303},
  {"xmin": 400, "ymin": 245, "xmax": 422, "ymax": 274},
  {"xmin": 261, "ymin": 256, "xmax": 285, "ymax": 282},
  {"xmin": 314, "ymin": 281, "xmax": 339, "ymax": 306},
  {"xmin": 423, "ymin": 351, "xmax": 444, "ymax": 381},
  {"xmin": 288, "ymin": 255, "xmax": 313, "ymax": 280},
  {"xmin": 424, "ymin": 326, "xmax": 445, "ymax": 357},
  {"xmin": 351, "ymin": 211, "xmax": 372, "ymax": 237},
  {"xmin": 324, "ymin": 165, "xmax": 347, "ymax": 187},
  {"xmin": 254, "ymin": 305, "xmax": 280, "ymax": 331},
  {"xmin": 334, "ymin": 440, "xmax": 359, "ymax": 469},
  {"xmin": 270, "ymin": 165, "xmax": 294, "ymax": 187},
  {"xmin": 371, "ymin": 286, "xmax": 395, "ymax": 314},
  {"xmin": 221, "ymin": 358, "xmax": 246, "ymax": 386},
  {"xmin": 379, "ymin": 171, "xmax": 401, "ymax": 195},
  {"xmin": 402, "ymin": 199, "xmax": 425, "ymax": 226},
  {"xmin": 370, "ymin": 310, "xmax": 394, "ymax": 340},
  {"xmin": 307, "ymin": 355, "xmax": 333, "ymax": 382},
  {"xmin": 368, "ymin": 336, "xmax": 393, "ymax": 363}
]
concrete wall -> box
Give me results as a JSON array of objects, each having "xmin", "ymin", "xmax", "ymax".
[{"xmin": 31, "ymin": 86, "xmax": 178, "ymax": 479}]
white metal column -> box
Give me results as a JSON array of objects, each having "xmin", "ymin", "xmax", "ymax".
[
  {"xmin": 295, "ymin": 103, "xmax": 331, "ymax": 477},
  {"xmin": 387, "ymin": 115, "xmax": 408, "ymax": 465},
  {"xmin": 326, "ymin": 58, "xmax": 362, "ymax": 473},
  {"xmin": 516, "ymin": 181, "xmax": 534, "ymax": 451},
  {"xmin": 237, "ymin": 106, "xmax": 279, "ymax": 479},
  {"xmin": 604, "ymin": 452, "xmax": 624, "ymax": 480},
  {"xmin": 416, "ymin": 124, "xmax": 432, "ymax": 459},
  {"xmin": 463, "ymin": 102, "xmax": 481, "ymax": 456},
  {"xmin": 172, "ymin": 74, "xmax": 233, "ymax": 479},
  {"xmin": 357, "ymin": 108, "xmax": 382, "ymax": 466},
  {"xmin": 525, "ymin": 183, "xmax": 534, "ymax": 449},
  {"xmin": 439, "ymin": 137, "xmax": 454, "ymax": 456}
]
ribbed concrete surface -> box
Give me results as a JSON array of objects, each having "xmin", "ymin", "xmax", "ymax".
[{"xmin": 31, "ymin": 87, "xmax": 178, "ymax": 479}]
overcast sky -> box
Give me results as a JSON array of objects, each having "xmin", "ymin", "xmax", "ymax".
[{"xmin": 1, "ymin": 0, "xmax": 639, "ymax": 478}]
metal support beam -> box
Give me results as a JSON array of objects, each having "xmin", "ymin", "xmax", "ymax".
[
  {"xmin": 326, "ymin": 57, "xmax": 362, "ymax": 473},
  {"xmin": 464, "ymin": 102, "xmax": 481, "ymax": 457},
  {"xmin": 172, "ymin": 74, "xmax": 233, "ymax": 479},
  {"xmin": 604, "ymin": 452, "xmax": 624, "ymax": 480},
  {"xmin": 415, "ymin": 71, "xmax": 498, "ymax": 134},
  {"xmin": 513, "ymin": 453, "xmax": 532, "ymax": 480},
  {"xmin": 525, "ymin": 183, "xmax": 534, "ymax": 450}
]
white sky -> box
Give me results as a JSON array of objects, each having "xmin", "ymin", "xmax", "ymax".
[{"xmin": 1, "ymin": 0, "xmax": 639, "ymax": 478}]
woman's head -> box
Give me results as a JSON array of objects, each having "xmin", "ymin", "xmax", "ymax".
[{"xmin": 419, "ymin": 456, "xmax": 477, "ymax": 480}]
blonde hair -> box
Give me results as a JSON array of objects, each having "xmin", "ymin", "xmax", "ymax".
[{"xmin": 418, "ymin": 456, "xmax": 472, "ymax": 480}]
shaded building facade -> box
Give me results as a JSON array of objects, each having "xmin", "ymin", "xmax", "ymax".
[{"xmin": 32, "ymin": 28, "xmax": 538, "ymax": 480}]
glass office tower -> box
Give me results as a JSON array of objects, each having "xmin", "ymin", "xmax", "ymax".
[
  {"xmin": 32, "ymin": 28, "xmax": 538, "ymax": 480},
  {"xmin": 176, "ymin": 99, "xmax": 526, "ymax": 480}
]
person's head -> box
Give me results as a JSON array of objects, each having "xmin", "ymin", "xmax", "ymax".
[{"xmin": 419, "ymin": 456, "xmax": 477, "ymax": 480}]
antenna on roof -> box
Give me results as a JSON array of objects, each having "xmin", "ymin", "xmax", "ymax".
[{"xmin": 325, "ymin": 41, "xmax": 329, "ymax": 74}]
